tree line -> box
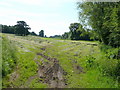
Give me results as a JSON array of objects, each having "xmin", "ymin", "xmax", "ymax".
[
  {"xmin": 76, "ymin": 2, "xmax": 120, "ymax": 48},
  {"xmin": 61, "ymin": 23, "xmax": 95, "ymax": 41},
  {"xmin": 1, "ymin": 1, "xmax": 119, "ymax": 48},
  {"xmin": 62, "ymin": 2, "xmax": 120, "ymax": 48},
  {"xmin": 1, "ymin": 21, "xmax": 45, "ymax": 37}
]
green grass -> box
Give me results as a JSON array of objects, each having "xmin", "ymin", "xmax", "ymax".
[
  {"xmin": 2, "ymin": 33, "xmax": 119, "ymax": 88},
  {"xmin": 2, "ymin": 34, "xmax": 48, "ymax": 88},
  {"xmin": 1, "ymin": 34, "xmax": 18, "ymax": 88},
  {"xmin": 2, "ymin": 35, "xmax": 17, "ymax": 77},
  {"xmin": 0, "ymin": 33, "xmax": 2, "ymax": 89},
  {"xmin": 29, "ymin": 78, "xmax": 48, "ymax": 88}
]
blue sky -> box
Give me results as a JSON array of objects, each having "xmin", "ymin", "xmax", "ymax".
[{"xmin": 0, "ymin": 0, "xmax": 80, "ymax": 36}]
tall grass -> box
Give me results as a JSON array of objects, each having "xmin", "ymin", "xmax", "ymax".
[
  {"xmin": 2, "ymin": 35, "xmax": 17, "ymax": 77},
  {"xmin": 83, "ymin": 45, "xmax": 119, "ymax": 88}
]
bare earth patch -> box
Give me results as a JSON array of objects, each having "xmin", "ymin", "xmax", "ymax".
[{"xmin": 36, "ymin": 52, "xmax": 67, "ymax": 88}]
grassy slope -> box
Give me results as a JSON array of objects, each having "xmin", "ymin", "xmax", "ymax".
[{"xmin": 2, "ymin": 33, "xmax": 118, "ymax": 88}]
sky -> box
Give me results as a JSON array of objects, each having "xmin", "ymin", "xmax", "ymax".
[{"xmin": 0, "ymin": 0, "xmax": 80, "ymax": 36}]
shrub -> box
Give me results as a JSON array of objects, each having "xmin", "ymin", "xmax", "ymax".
[{"xmin": 98, "ymin": 46, "xmax": 119, "ymax": 80}]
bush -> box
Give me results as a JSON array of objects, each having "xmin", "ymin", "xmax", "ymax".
[{"xmin": 98, "ymin": 45, "xmax": 119, "ymax": 79}]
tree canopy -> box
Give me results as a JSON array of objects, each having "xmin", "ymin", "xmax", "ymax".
[
  {"xmin": 77, "ymin": 2, "xmax": 120, "ymax": 47},
  {"xmin": 29, "ymin": 31, "xmax": 37, "ymax": 36},
  {"xmin": 2, "ymin": 25, "xmax": 15, "ymax": 34},
  {"xmin": 2, "ymin": 21, "xmax": 31, "ymax": 36},
  {"xmin": 62, "ymin": 23, "xmax": 92, "ymax": 41},
  {"xmin": 39, "ymin": 30, "xmax": 44, "ymax": 37},
  {"xmin": 14, "ymin": 21, "xmax": 31, "ymax": 36}
]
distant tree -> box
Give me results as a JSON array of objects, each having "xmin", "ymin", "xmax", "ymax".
[
  {"xmin": 61, "ymin": 32, "xmax": 71, "ymax": 39},
  {"xmin": 30, "ymin": 32, "xmax": 37, "ymax": 36},
  {"xmin": 2, "ymin": 25, "xmax": 9, "ymax": 33},
  {"xmin": 2, "ymin": 25, "xmax": 15, "ymax": 34},
  {"xmin": 8, "ymin": 25, "xmax": 15, "ymax": 34},
  {"xmin": 49, "ymin": 35, "xmax": 61, "ymax": 38},
  {"xmin": 39, "ymin": 30, "xmax": 44, "ymax": 37},
  {"xmin": 0, "ymin": 24, "xmax": 2, "ymax": 32},
  {"xmin": 69, "ymin": 23, "xmax": 91, "ymax": 40},
  {"xmin": 14, "ymin": 21, "xmax": 31, "ymax": 36},
  {"xmin": 69, "ymin": 23, "xmax": 81, "ymax": 40},
  {"xmin": 45, "ymin": 35, "xmax": 47, "ymax": 37},
  {"xmin": 61, "ymin": 23, "xmax": 92, "ymax": 40}
]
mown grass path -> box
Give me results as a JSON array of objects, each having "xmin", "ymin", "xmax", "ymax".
[
  {"xmin": 3, "ymin": 34, "xmax": 116, "ymax": 88},
  {"xmin": 5, "ymin": 34, "xmax": 99, "ymax": 88}
]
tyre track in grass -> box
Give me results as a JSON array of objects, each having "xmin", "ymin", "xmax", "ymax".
[
  {"xmin": 35, "ymin": 47, "xmax": 67, "ymax": 88},
  {"xmin": 7, "ymin": 34, "xmax": 98, "ymax": 88}
]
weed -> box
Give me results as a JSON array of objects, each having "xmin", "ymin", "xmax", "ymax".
[{"xmin": 85, "ymin": 55, "xmax": 96, "ymax": 69}]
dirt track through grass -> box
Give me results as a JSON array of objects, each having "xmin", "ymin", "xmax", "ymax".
[
  {"xmin": 5, "ymin": 34, "xmax": 113, "ymax": 88},
  {"xmin": 11, "ymin": 35, "xmax": 93, "ymax": 87},
  {"xmin": 36, "ymin": 52, "xmax": 66, "ymax": 88}
]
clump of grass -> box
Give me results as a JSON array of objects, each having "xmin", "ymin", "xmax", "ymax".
[
  {"xmin": 2, "ymin": 35, "xmax": 17, "ymax": 77},
  {"xmin": 99, "ymin": 45, "xmax": 119, "ymax": 78},
  {"xmin": 2, "ymin": 35, "xmax": 18, "ymax": 88},
  {"xmin": 29, "ymin": 78, "xmax": 48, "ymax": 88},
  {"xmin": 11, "ymin": 51, "xmax": 38, "ymax": 87},
  {"xmin": 79, "ymin": 70, "xmax": 117, "ymax": 88},
  {"xmin": 85, "ymin": 55, "xmax": 96, "ymax": 69},
  {"xmin": 81, "ymin": 45, "xmax": 119, "ymax": 88}
]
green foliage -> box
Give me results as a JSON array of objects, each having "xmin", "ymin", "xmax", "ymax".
[
  {"xmin": 2, "ymin": 25, "xmax": 15, "ymax": 34},
  {"xmin": 62, "ymin": 23, "xmax": 92, "ymax": 41},
  {"xmin": 98, "ymin": 47, "xmax": 120, "ymax": 79},
  {"xmin": 14, "ymin": 21, "xmax": 31, "ymax": 36},
  {"xmin": 39, "ymin": 30, "xmax": 44, "ymax": 37},
  {"xmin": 49, "ymin": 35, "xmax": 61, "ymax": 39},
  {"xmin": 2, "ymin": 21, "xmax": 31, "ymax": 36},
  {"xmin": 2, "ymin": 35, "xmax": 17, "ymax": 77},
  {"xmin": 77, "ymin": 2, "xmax": 120, "ymax": 47},
  {"xmin": 29, "ymin": 32, "xmax": 37, "ymax": 36},
  {"xmin": 69, "ymin": 23, "xmax": 82, "ymax": 40},
  {"xmin": 61, "ymin": 32, "xmax": 71, "ymax": 39},
  {"xmin": 85, "ymin": 55, "xmax": 96, "ymax": 69}
]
